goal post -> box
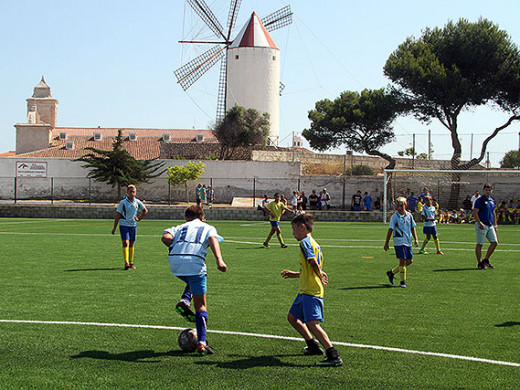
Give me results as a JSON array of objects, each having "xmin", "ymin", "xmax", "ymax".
[{"xmin": 382, "ymin": 169, "xmax": 520, "ymax": 223}]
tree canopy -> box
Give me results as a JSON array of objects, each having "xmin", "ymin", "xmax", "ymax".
[
  {"xmin": 500, "ymin": 150, "xmax": 520, "ymax": 168},
  {"xmin": 167, "ymin": 161, "xmax": 205, "ymax": 202},
  {"xmin": 303, "ymin": 88, "xmax": 399, "ymax": 169},
  {"xmin": 384, "ymin": 18, "xmax": 520, "ymax": 170},
  {"xmin": 213, "ymin": 105, "xmax": 270, "ymax": 160},
  {"xmin": 76, "ymin": 130, "xmax": 165, "ymax": 199}
]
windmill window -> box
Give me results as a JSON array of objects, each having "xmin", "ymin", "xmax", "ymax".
[
  {"xmin": 273, "ymin": 56, "xmax": 276, "ymax": 61},
  {"xmin": 235, "ymin": 55, "xmax": 239, "ymax": 60}
]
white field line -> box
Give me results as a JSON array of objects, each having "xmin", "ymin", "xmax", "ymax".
[
  {"xmin": 0, "ymin": 219, "xmax": 70, "ymax": 225},
  {"xmin": 0, "ymin": 319, "xmax": 518, "ymax": 368},
  {"xmin": 1, "ymin": 232, "xmax": 519, "ymax": 252}
]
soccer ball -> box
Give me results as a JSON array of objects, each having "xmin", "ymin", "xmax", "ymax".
[{"xmin": 178, "ymin": 328, "xmax": 198, "ymax": 352}]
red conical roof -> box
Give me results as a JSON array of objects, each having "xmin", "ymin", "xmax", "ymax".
[{"xmin": 230, "ymin": 12, "xmax": 278, "ymax": 49}]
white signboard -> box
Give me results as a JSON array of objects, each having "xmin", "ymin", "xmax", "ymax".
[{"xmin": 16, "ymin": 161, "xmax": 48, "ymax": 178}]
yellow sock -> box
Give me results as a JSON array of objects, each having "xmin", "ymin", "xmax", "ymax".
[
  {"xmin": 392, "ymin": 266, "xmax": 400, "ymax": 274},
  {"xmin": 434, "ymin": 238, "xmax": 441, "ymax": 251},
  {"xmin": 421, "ymin": 238, "xmax": 429, "ymax": 250},
  {"xmin": 399, "ymin": 265, "xmax": 406, "ymax": 283},
  {"xmin": 129, "ymin": 246, "xmax": 134, "ymax": 264},
  {"xmin": 122, "ymin": 247, "xmax": 129, "ymax": 265}
]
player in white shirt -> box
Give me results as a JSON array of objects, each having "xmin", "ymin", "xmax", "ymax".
[{"xmin": 162, "ymin": 206, "xmax": 227, "ymax": 355}]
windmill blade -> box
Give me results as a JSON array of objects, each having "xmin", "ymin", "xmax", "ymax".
[
  {"xmin": 174, "ymin": 45, "xmax": 225, "ymax": 91},
  {"xmin": 225, "ymin": 0, "xmax": 242, "ymax": 41},
  {"xmin": 279, "ymin": 81, "xmax": 285, "ymax": 95},
  {"xmin": 261, "ymin": 5, "xmax": 293, "ymax": 32},
  {"xmin": 216, "ymin": 55, "xmax": 227, "ymax": 123},
  {"xmin": 187, "ymin": 0, "xmax": 226, "ymax": 41}
]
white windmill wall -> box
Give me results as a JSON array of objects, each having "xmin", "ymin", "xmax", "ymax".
[{"xmin": 226, "ymin": 46, "xmax": 280, "ymax": 145}]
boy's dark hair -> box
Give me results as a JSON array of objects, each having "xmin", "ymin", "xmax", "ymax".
[
  {"xmin": 185, "ymin": 205, "xmax": 204, "ymax": 221},
  {"xmin": 291, "ymin": 213, "xmax": 315, "ymax": 232},
  {"xmin": 483, "ymin": 183, "xmax": 493, "ymax": 190},
  {"xmin": 274, "ymin": 192, "xmax": 280, "ymax": 197}
]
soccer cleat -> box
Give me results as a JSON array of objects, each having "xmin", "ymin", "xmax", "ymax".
[
  {"xmin": 263, "ymin": 242, "xmax": 270, "ymax": 248},
  {"xmin": 400, "ymin": 282, "xmax": 407, "ymax": 288},
  {"xmin": 483, "ymin": 259, "xmax": 495, "ymax": 269},
  {"xmin": 418, "ymin": 249, "xmax": 428, "ymax": 254},
  {"xmin": 197, "ymin": 343, "xmax": 214, "ymax": 355},
  {"xmin": 436, "ymin": 251, "xmax": 444, "ymax": 255},
  {"xmin": 303, "ymin": 346, "xmax": 324, "ymax": 356},
  {"xmin": 175, "ymin": 301, "xmax": 196, "ymax": 323},
  {"xmin": 124, "ymin": 264, "xmax": 130, "ymax": 270},
  {"xmin": 477, "ymin": 262, "xmax": 486, "ymax": 270},
  {"xmin": 281, "ymin": 244, "xmax": 288, "ymax": 248},
  {"xmin": 386, "ymin": 270, "xmax": 395, "ymax": 285},
  {"xmin": 315, "ymin": 357, "xmax": 343, "ymax": 367},
  {"xmin": 129, "ymin": 264, "xmax": 136, "ymax": 269}
]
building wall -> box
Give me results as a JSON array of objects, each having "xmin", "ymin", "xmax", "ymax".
[
  {"xmin": 27, "ymin": 97, "xmax": 58, "ymax": 127},
  {"xmin": 14, "ymin": 124, "xmax": 53, "ymax": 154}
]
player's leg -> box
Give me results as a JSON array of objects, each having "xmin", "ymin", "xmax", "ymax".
[
  {"xmin": 475, "ymin": 224, "xmax": 486, "ymax": 269},
  {"xmin": 432, "ymin": 232, "xmax": 443, "ymax": 254},
  {"xmin": 189, "ymin": 275, "xmax": 212, "ymax": 355},
  {"xmin": 127, "ymin": 227, "xmax": 137, "ymax": 268},
  {"xmin": 264, "ymin": 224, "xmax": 277, "ymax": 247},
  {"xmin": 288, "ymin": 294, "xmax": 323, "ymax": 355},
  {"xmin": 275, "ymin": 225, "xmax": 287, "ymax": 248},
  {"xmin": 119, "ymin": 226, "xmax": 131, "ymax": 270},
  {"xmin": 175, "ymin": 282, "xmax": 195, "ymax": 322},
  {"xmin": 419, "ymin": 232, "xmax": 430, "ymax": 254},
  {"xmin": 482, "ymin": 228, "xmax": 498, "ymax": 268}
]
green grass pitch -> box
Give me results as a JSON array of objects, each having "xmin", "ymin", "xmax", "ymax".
[{"xmin": 0, "ymin": 217, "xmax": 519, "ymax": 389}]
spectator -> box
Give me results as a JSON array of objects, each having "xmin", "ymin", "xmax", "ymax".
[
  {"xmin": 206, "ymin": 185, "xmax": 215, "ymax": 209},
  {"xmin": 317, "ymin": 191, "xmax": 323, "ymax": 210},
  {"xmin": 308, "ymin": 190, "xmax": 319, "ymax": 210},
  {"xmin": 260, "ymin": 194, "xmax": 269, "ymax": 220},
  {"xmin": 418, "ymin": 187, "xmax": 431, "ymax": 204},
  {"xmin": 321, "ymin": 188, "xmax": 331, "ymax": 210},
  {"xmin": 462, "ymin": 195, "xmax": 472, "ymax": 215},
  {"xmin": 363, "ymin": 191, "xmax": 372, "ymax": 211},
  {"xmin": 407, "ymin": 192, "xmax": 418, "ymax": 212},
  {"xmin": 301, "ymin": 191, "xmax": 308, "ymax": 211},
  {"xmin": 471, "ymin": 190, "xmax": 480, "ymax": 208},
  {"xmin": 351, "ymin": 190, "xmax": 362, "ymax": 211},
  {"xmin": 291, "ymin": 191, "xmax": 299, "ymax": 211},
  {"xmin": 195, "ymin": 183, "xmax": 202, "ymax": 206}
]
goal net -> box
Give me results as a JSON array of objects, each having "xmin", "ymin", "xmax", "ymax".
[{"xmin": 382, "ymin": 169, "xmax": 520, "ymax": 223}]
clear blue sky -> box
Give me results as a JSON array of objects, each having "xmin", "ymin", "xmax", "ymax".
[{"xmin": 1, "ymin": 0, "xmax": 520, "ymax": 166}]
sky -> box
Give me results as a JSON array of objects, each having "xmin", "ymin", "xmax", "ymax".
[{"xmin": 1, "ymin": 0, "xmax": 520, "ymax": 167}]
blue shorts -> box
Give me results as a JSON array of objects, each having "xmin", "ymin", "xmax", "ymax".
[
  {"xmin": 119, "ymin": 225, "xmax": 137, "ymax": 242},
  {"xmin": 270, "ymin": 221, "xmax": 280, "ymax": 228},
  {"xmin": 289, "ymin": 293, "xmax": 324, "ymax": 323},
  {"xmin": 353, "ymin": 205, "xmax": 362, "ymax": 211},
  {"xmin": 423, "ymin": 226, "xmax": 437, "ymax": 235},
  {"xmin": 394, "ymin": 245, "xmax": 413, "ymax": 260},
  {"xmin": 176, "ymin": 274, "xmax": 207, "ymax": 295}
]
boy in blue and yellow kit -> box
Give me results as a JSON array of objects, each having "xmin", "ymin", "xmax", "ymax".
[
  {"xmin": 262, "ymin": 192, "xmax": 295, "ymax": 248},
  {"xmin": 384, "ymin": 197, "xmax": 419, "ymax": 288},
  {"xmin": 281, "ymin": 214, "xmax": 342, "ymax": 367}
]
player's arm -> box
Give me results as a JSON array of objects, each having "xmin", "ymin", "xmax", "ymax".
[
  {"xmin": 412, "ymin": 226, "xmax": 419, "ymax": 246},
  {"xmin": 208, "ymin": 236, "xmax": 227, "ymax": 272},
  {"xmin": 472, "ymin": 208, "xmax": 484, "ymax": 229},
  {"xmin": 281, "ymin": 269, "xmax": 300, "ymax": 278},
  {"xmin": 162, "ymin": 232, "xmax": 173, "ymax": 247},
  {"xmin": 111, "ymin": 212, "xmax": 122, "ymax": 234},
  {"xmin": 383, "ymin": 228, "xmax": 393, "ymax": 251},
  {"xmin": 136, "ymin": 207, "xmax": 148, "ymax": 221},
  {"xmin": 284, "ymin": 204, "xmax": 295, "ymax": 214},
  {"xmin": 307, "ymin": 257, "xmax": 328, "ymax": 285}
]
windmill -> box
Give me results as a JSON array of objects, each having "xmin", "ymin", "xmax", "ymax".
[{"xmin": 174, "ymin": 0, "xmax": 293, "ymax": 145}]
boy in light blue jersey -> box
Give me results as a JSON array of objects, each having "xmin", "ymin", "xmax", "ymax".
[
  {"xmin": 419, "ymin": 196, "xmax": 444, "ymax": 255},
  {"xmin": 162, "ymin": 205, "xmax": 227, "ymax": 355},
  {"xmin": 384, "ymin": 197, "xmax": 419, "ymax": 288},
  {"xmin": 111, "ymin": 185, "xmax": 148, "ymax": 270}
]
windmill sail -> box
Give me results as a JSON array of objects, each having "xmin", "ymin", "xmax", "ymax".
[
  {"xmin": 174, "ymin": 45, "xmax": 226, "ymax": 91},
  {"xmin": 261, "ymin": 5, "xmax": 293, "ymax": 32},
  {"xmin": 187, "ymin": 0, "xmax": 226, "ymax": 40}
]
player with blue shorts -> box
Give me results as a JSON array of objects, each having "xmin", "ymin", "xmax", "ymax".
[
  {"xmin": 262, "ymin": 192, "xmax": 294, "ymax": 248},
  {"xmin": 419, "ymin": 196, "xmax": 444, "ymax": 255},
  {"xmin": 162, "ymin": 205, "xmax": 227, "ymax": 355},
  {"xmin": 281, "ymin": 213, "xmax": 342, "ymax": 367},
  {"xmin": 384, "ymin": 197, "xmax": 419, "ymax": 288},
  {"xmin": 111, "ymin": 185, "xmax": 147, "ymax": 270},
  {"xmin": 472, "ymin": 183, "xmax": 498, "ymax": 269}
]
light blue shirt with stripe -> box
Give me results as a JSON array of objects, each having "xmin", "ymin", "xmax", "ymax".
[
  {"xmin": 164, "ymin": 219, "xmax": 223, "ymax": 276},
  {"xmin": 389, "ymin": 211, "xmax": 416, "ymax": 247},
  {"xmin": 116, "ymin": 197, "xmax": 146, "ymax": 227},
  {"xmin": 421, "ymin": 205, "xmax": 437, "ymax": 227}
]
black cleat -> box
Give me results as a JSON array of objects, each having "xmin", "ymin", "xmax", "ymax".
[
  {"xmin": 175, "ymin": 301, "xmax": 196, "ymax": 323},
  {"xmin": 483, "ymin": 259, "xmax": 494, "ymax": 269},
  {"xmin": 477, "ymin": 262, "xmax": 486, "ymax": 270},
  {"xmin": 386, "ymin": 270, "xmax": 395, "ymax": 285},
  {"xmin": 303, "ymin": 346, "xmax": 324, "ymax": 355},
  {"xmin": 315, "ymin": 357, "xmax": 343, "ymax": 367}
]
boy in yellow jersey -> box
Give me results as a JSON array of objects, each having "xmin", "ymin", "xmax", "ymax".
[
  {"xmin": 262, "ymin": 192, "xmax": 295, "ymax": 248},
  {"xmin": 281, "ymin": 214, "xmax": 343, "ymax": 367}
]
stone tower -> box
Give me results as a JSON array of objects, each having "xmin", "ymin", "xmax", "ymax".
[{"xmin": 15, "ymin": 77, "xmax": 59, "ymax": 154}]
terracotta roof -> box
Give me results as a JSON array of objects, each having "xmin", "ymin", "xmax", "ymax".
[
  {"xmin": 0, "ymin": 151, "xmax": 16, "ymax": 157},
  {"xmin": 16, "ymin": 128, "xmax": 218, "ymax": 160},
  {"xmin": 230, "ymin": 12, "xmax": 278, "ymax": 49}
]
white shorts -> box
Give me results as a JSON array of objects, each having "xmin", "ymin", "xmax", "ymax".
[{"xmin": 475, "ymin": 223, "xmax": 498, "ymax": 245}]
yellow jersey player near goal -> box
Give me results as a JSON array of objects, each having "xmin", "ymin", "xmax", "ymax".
[{"xmin": 262, "ymin": 192, "xmax": 295, "ymax": 248}]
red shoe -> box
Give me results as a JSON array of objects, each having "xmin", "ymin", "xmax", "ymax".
[
  {"xmin": 436, "ymin": 251, "xmax": 444, "ymax": 255},
  {"xmin": 129, "ymin": 264, "xmax": 136, "ymax": 269},
  {"xmin": 197, "ymin": 343, "xmax": 214, "ymax": 355}
]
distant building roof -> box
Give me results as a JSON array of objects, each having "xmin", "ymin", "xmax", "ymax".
[
  {"xmin": 0, "ymin": 151, "xmax": 16, "ymax": 157},
  {"xmin": 15, "ymin": 127, "xmax": 218, "ymax": 160}
]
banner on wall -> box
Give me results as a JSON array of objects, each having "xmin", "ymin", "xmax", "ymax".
[{"xmin": 16, "ymin": 161, "xmax": 48, "ymax": 178}]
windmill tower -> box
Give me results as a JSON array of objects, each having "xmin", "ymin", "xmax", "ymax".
[{"xmin": 174, "ymin": 0, "xmax": 292, "ymax": 146}]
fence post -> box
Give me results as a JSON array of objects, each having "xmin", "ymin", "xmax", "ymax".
[
  {"xmin": 342, "ymin": 176, "xmax": 346, "ymax": 209},
  {"xmin": 168, "ymin": 180, "xmax": 171, "ymax": 206},
  {"xmin": 14, "ymin": 177, "xmax": 17, "ymax": 204},
  {"xmin": 253, "ymin": 178, "xmax": 256, "ymax": 207},
  {"xmin": 88, "ymin": 178, "xmax": 92, "ymax": 204},
  {"xmin": 297, "ymin": 178, "xmax": 300, "ymax": 192},
  {"xmin": 51, "ymin": 177, "xmax": 54, "ymax": 204}
]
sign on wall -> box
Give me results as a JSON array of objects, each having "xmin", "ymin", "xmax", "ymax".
[{"xmin": 16, "ymin": 161, "xmax": 48, "ymax": 178}]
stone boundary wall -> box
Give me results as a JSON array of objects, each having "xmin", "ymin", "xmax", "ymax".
[{"xmin": 0, "ymin": 204, "xmax": 384, "ymax": 222}]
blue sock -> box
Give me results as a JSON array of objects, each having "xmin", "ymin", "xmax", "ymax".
[
  {"xmin": 195, "ymin": 311, "xmax": 208, "ymax": 344},
  {"xmin": 181, "ymin": 285, "xmax": 192, "ymax": 302}
]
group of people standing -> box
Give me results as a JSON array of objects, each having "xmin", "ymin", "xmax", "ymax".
[{"xmin": 195, "ymin": 183, "xmax": 215, "ymax": 208}]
